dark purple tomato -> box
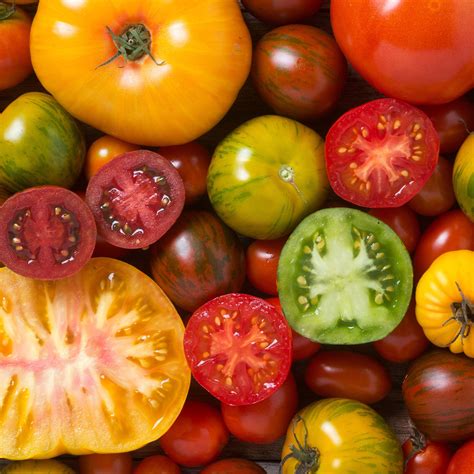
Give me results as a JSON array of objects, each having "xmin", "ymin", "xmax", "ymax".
[{"xmin": 242, "ymin": 0, "xmax": 323, "ymax": 25}]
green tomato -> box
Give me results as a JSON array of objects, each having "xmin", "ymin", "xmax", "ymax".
[
  {"xmin": 278, "ymin": 208, "xmax": 413, "ymax": 344},
  {"xmin": 453, "ymin": 133, "xmax": 474, "ymax": 222},
  {"xmin": 207, "ymin": 115, "xmax": 329, "ymax": 239}
]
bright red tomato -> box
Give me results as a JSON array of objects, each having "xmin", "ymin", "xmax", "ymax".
[
  {"xmin": 160, "ymin": 401, "xmax": 229, "ymax": 468},
  {"xmin": 447, "ymin": 439, "xmax": 474, "ymax": 474},
  {"xmin": 133, "ymin": 455, "xmax": 180, "ymax": 474},
  {"xmin": 413, "ymin": 209, "xmax": 474, "ymax": 280},
  {"xmin": 369, "ymin": 206, "xmax": 420, "ymax": 253},
  {"xmin": 159, "ymin": 142, "xmax": 211, "ymax": 205},
  {"xmin": 241, "ymin": 0, "xmax": 323, "ymax": 25},
  {"xmin": 221, "ymin": 372, "xmax": 298, "ymax": 444},
  {"xmin": 246, "ymin": 238, "xmax": 286, "ymax": 295},
  {"xmin": 79, "ymin": 454, "xmax": 133, "ymax": 474},
  {"xmin": 325, "ymin": 99, "xmax": 440, "ymax": 208},
  {"xmin": 402, "ymin": 436, "xmax": 452, "ymax": 474},
  {"xmin": 373, "ymin": 299, "xmax": 430, "ymax": 363},
  {"xmin": 200, "ymin": 458, "xmax": 265, "ymax": 474},
  {"xmin": 408, "ymin": 156, "xmax": 456, "ymax": 217}
]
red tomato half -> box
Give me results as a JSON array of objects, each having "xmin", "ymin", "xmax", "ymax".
[
  {"xmin": 184, "ymin": 294, "xmax": 292, "ymax": 406},
  {"xmin": 402, "ymin": 436, "xmax": 452, "ymax": 474},
  {"xmin": 447, "ymin": 439, "xmax": 474, "ymax": 474},
  {"xmin": 79, "ymin": 453, "xmax": 133, "ymax": 474},
  {"xmin": 325, "ymin": 99, "xmax": 439, "ymax": 207}
]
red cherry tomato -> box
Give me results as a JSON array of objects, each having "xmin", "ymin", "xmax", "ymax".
[
  {"xmin": 402, "ymin": 435, "xmax": 452, "ymax": 474},
  {"xmin": 221, "ymin": 372, "xmax": 298, "ymax": 444},
  {"xmin": 241, "ymin": 0, "xmax": 323, "ymax": 25},
  {"xmin": 369, "ymin": 206, "xmax": 420, "ymax": 253},
  {"xmin": 246, "ymin": 238, "xmax": 286, "ymax": 295},
  {"xmin": 133, "ymin": 455, "xmax": 180, "ymax": 474},
  {"xmin": 200, "ymin": 458, "xmax": 265, "ymax": 474},
  {"xmin": 79, "ymin": 453, "xmax": 133, "ymax": 474},
  {"xmin": 160, "ymin": 401, "xmax": 229, "ymax": 468},
  {"xmin": 447, "ymin": 439, "xmax": 474, "ymax": 474}
]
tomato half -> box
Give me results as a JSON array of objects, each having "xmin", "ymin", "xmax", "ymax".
[
  {"xmin": 447, "ymin": 439, "xmax": 474, "ymax": 474},
  {"xmin": 78, "ymin": 454, "xmax": 133, "ymax": 474},
  {"xmin": 200, "ymin": 459, "xmax": 265, "ymax": 474},
  {"xmin": 402, "ymin": 435, "xmax": 452, "ymax": 474},
  {"xmin": 0, "ymin": 258, "xmax": 190, "ymax": 459},
  {"xmin": 325, "ymin": 99, "xmax": 439, "ymax": 208},
  {"xmin": 453, "ymin": 133, "xmax": 474, "ymax": 222},
  {"xmin": 184, "ymin": 294, "xmax": 292, "ymax": 406},
  {"xmin": 133, "ymin": 456, "xmax": 180, "ymax": 474},
  {"xmin": 242, "ymin": 0, "xmax": 323, "ymax": 25}
]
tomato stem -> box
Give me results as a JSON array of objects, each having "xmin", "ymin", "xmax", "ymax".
[
  {"xmin": 444, "ymin": 282, "xmax": 474, "ymax": 345},
  {"xmin": 0, "ymin": 2, "xmax": 15, "ymax": 21}
]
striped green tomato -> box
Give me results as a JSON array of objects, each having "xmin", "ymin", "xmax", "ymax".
[{"xmin": 453, "ymin": 133, "xmax": 474, "ymax": 222}]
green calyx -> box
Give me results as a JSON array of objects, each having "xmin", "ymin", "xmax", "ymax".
[{"xmin": 0, "ymin": 2, "xmax": 16, "ymax": 21}]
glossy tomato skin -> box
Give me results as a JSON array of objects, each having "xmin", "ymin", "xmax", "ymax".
[
  {"xmin": 304, "ymin": 351, "xmax": 392, "ymax": 404},
  {"xmin": 453, "ymin": 133, "xmax": 474, "ymax": 222},
  {"xmin": 447, "ymin": 439, "xmax": 474, "ymax": 474},
  {"xmin": 242, "ymin": 0, "xmax": 322, "ymax": 25},
  {"xmin": 0, "ymin": 4, "xmax": 32, "ymax": 90},
  {"xmin": 252, "ymin": 25, "xmax": 347, "ymax": 121},
  {"xmin": 413, "ymin": 210, "xmax": 474, "ymax": 280},
  {"xmin": 221, "ymin": 372, "xmax": 298, "ymax": 444},
  {"xmin": 331, "ymin": 0, "xmax": 474, "ymax": 104},
  {"xmin": 133, "ymin": 455, "xmax": 180, "ymax": 474},
  {"xmin": 402, "ymin": 437, "xmax": 452, "ymax": 474},
  {"xmin": 200, "ymin": 458, "xmax": 265, "ymax": 474},
  {"xmin": 369, "ymin": 206, "xmax": 420, "ymax": 253},
  {"xmin": 79, "ymin": 454, "xmax": 133, "ymax": 474},
  {"xmin": 160, "ymin": 401, "xmax": 229, "ymax": 468},
  {"xmin": 150, "ymin": 210, "xmax": 245, "ymax": 312}
]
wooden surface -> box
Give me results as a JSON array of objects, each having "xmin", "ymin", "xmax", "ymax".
[{"xmin": 1, "ymin": 2, "xmax": 416, "ymax": 472}]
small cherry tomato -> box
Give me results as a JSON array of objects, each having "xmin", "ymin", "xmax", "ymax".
[
  {"xmin": 242, "ymin": 0, "xmax": 323, "ymax": 25},
  {"xmin": 79, "ymin": 453, "xmax": 133, "ymax": 474},
  {"xmin": 200, "ymin": 458, "xmax": 265, "ymax": 474},
  {"xmin": 133, "ymin": 455, "xmax": 180, "ymax": 474},
  {"xmin": 402, "ymin": 434, "xmax": 452, "ymax": 474},
  {"xmin": 160, "ymin": 401, "xmax": 229, "ymax": 468},
  {"xmin": 447, "ymin": 439, "xmax": 474, "ymax": 474}
]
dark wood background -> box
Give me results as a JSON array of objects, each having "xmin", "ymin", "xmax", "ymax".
[{"xmin": 0, "ymin": 1, "xmax": 424, "ymax": 472}]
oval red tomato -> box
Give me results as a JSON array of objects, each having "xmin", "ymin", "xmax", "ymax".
[
  {"xmin": 200, "ymin": 458, "xmax": 265, "ymax": 474},
  {"xmin": 133, "ymin": 455, "xmax": 180, "ymax": 474},
  {"xmin": 241, "ymin": 0, "xmax": 323, "ymax": 25},
  {"xmin": 447, "ymin": 439, "xmax": 474, "ymax": 474},
  {"xmin": 402, "ymin": 436, "xmax": 452, "ymax": 474},
  {"xmin": 79, "ymin": 453, "xmax": 133, "ymax": 474}
]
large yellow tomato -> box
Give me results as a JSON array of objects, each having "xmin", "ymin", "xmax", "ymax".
[
  {"xmin": 416, "ymin": 250, "xmax": 474, "ymax": 358},
  {"xmin": 30, "ymin": 0, "xmax": 251, "ymax": 146}
]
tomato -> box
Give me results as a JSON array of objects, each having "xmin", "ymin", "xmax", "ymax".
[
  {"xmin": 402, "ymin": 434, "xmax": 452, "ymax": 474},
  {"xmin": 221, "ymin": 372, "xmax": 298, "ymax": 444},
  {"xmin": 304, "ymin": 351, "xmax": 391, "ymax": 404},
  {"xmin": 207, "ymin": 115, "xmax": 329, "ymax": 240},
  {"xmin": 0, "ymin": 186, "xmax": 96, "ymax": 280},
  {"xmin": 447, "ymin": 439, "xmax": 474, "ymax": 474},
  {"xmin": 93, "ymin": 232, "xmax": 129, "ymax": 260},
  {"xmin": 150, "ymin": 210, "xmax": 245, "ymax": 312},
  {"xmin": 325, "ymin": 98, "xmax": 439, "ymax": 208},
  {"xmin": 281, "ymin": 399, "xmax": 403, "ymax": 473},
  {"xmin": 184, "ymin": 293, "xmax": 292, "ymax": 406},
  {"xmin": 413, "ymin": 210, "xmax": 474, "ymax": 280},
  {"xmin": 369, "ymin": 206, "xmax": 420, "ymax": 253},
  {"xmin": 408, "ymin": 156, "xmax": 456, "ymax": 217},
  {"xmin": 246, "ymin": 238, "xmax": 286, "ymax": 296},
  {"xmin": 0, "ymin": 92, "xmax": 85, "ymax": 193},
  {"xmin": 453, "ymin": 133, "xmax": 474, "ymax": 222},
  {"xmin": 85, "ymin": 135, "xmax": 140, "ymax": 180},
  {"xmin": 86, "ymin": 150, "xmax": 185, "ymax": 249},
  {"xmin": 330, "ymin": 0, "xmax": 474, "ymax": 104},
  {"xmin": 403, "ymin": 350, "xmax": 474, "ymax": 442},
  {"xmin": 241, "ymin": 0, "xmax": 322, "ymax": 25},
  {"xmin": 373, "ymin": 299, "xmax": 430, "ymax": 363},
  {"xmin": 79, "ymin": 454, "xmax": 133, "ymax": 474},
  {"xmin": 251, "ymin": 25, "xmax": 347, "ymax": 121},
  {"xmin": 278, "ymin": 208, "xmax": 413, "ymax": 344},
  {"xmin": 159, "ymin": 142, "xmax": 211, "ymax": 205},
  {"xmin": 421, "ymin": 97, "xmax": 474, "ymax": 154},
  {"xmin": 133, "ymin": 456, "xmax": 180, "ymax": 474},
  {"xmin": 0, "ymin": 258, "xmax": 190, "ymax": 459},
  {"xmin": 3, "ymin": 0, "xmax": 38, "ymax": 4},
  {"xmin": 200, "ymin": 459, "xmax": 265, "ymax": 474},
  {"xmin": 160, "ymin": 401, "xmax": 229, "ymax": 468},
  {"xmin": 1, "ymin": 461, "xmax": 74, "ymax": 473},
  {"xmin": 30, "ymin": 0, "xmax": 251, "ymax": 146}
]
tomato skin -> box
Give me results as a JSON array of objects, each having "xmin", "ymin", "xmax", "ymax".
[
  {"xmin": 241, "ymin": 0, "xmax": 323, "ymax": 25},
  {"xmin": 413, "ymin": 210, "xmax": 474, "ymax": 280},
  {"xmin": 369, "ymin": 206, "xmax": 420, "ymax": 253},
  {"xmin": 252, "ymin": 25, "xmax": 347, "ymax": 121},
  {"xmin": 221, "ymin": 372, "xmax": 298, "ymax": 444},
  {"xmin": 402, "ymin": 438, "xmax": 452, "ymax": 474},
  {"xmin": 373, "ymin": 300, "xmax": 430, "ymax": 363},
  {"xmin": 330, "ymin": 0, "xmax": 474, "ymax": 104},
  {"xmin": 133, "ymin": 455, "xmax": 180, "ymax": 474},
  {"xmin": 200, "ymin": 458, "xmax": 265, "ymax": 474},
  {"xmin": 160, "ymin": 401, "xmax": 229, "ymax": 468},
  {"xmin": 304, "ymin": 351, "xmax": 391, "ymax": 404},
  {"xmin": 453, "ymin": 133, "xmax": 474, "ymax": 222},
  {"xmin": 447, "ymin": 439, "xmax": 474, "ymax": 474},
  {"xmin": 79, "ymin": 454, "xmax": 133, "ymax": 474}
]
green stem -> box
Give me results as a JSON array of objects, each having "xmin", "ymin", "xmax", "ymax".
[{"xmin": 0, "ymin": 2, "xmax": 16, "ymax": 21}]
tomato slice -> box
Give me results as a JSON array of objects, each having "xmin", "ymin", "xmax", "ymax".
[
  {"xmin": 184, "ymin": 294, "xmax": 292, "ymax": 406},
  {"xmin": 0, "ymin": 186, "xmax": 96, "ymax": 280},
  {"xmin": 86, "ymin": 150, "xmax": 185, "ymax": 249},
  {"xmin": 325, "ymin": 98, "xmax": 439, "ymax": 207},
  {"xmin": 0, "ymin": 258, "xmax": 190, "ymax": 459}
]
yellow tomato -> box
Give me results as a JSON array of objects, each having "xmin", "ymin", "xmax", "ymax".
[
  {"xmin": 416, "ymin": 250, "xmax": 474, "ymax": 358},
  {"xmin": 30, "ymin": 0, "xmax": 251, "ymax": 146}
]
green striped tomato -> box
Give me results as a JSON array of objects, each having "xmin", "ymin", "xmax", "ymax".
[
  {"xmin": 0, "ymin": 92, "xmax": 85, "ymax": 193},
  {"xmin": 453, "ymin": 133, "xmax": 474, "ymax": 222}
]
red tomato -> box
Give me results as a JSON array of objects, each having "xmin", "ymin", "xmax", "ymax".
[
  {"xmin": 447, "ymin": 439, "xmax": 474, "ymax": 474},
  {"xmin": 369, "ymin": 206, "xmax": 420, "ymax": 253},
  {"xmin": 246, "ymin": 238, "xmax": 286, "ymax": 295},
  {"xmin": 160, "ymin": 401, "xmax": 229, "ymax": 468},
  {"xmin": 200, "ymin": 458, "xmax": 265, "ymax": 474},
  {"xmin": 402, "ymin": 436, "xmax": 452, "ymax": 474},
  {"xmin": 79, "ymin": 453, "xmax": 133, "ymax": 474},
  {"xmin": 413, "ymin": 209, "xmax": 474, "ymax": 280},
  {"xmin": 330, "ymin": 0, "xmax": 474, "ymax": 105},
  {"xmin": 304, "ymin": 350, "xmax": 392, "ymax": 404},
  {"xmin": 241, "ymin": 0, "xmax": 323, "ymax": 25},
  {"xmin": 0, "ymin": 4, "xmax": 32, "ymax": 90},
  {"xmin": 221, "ymin": 372, "xmax": 298, "ymax": 444},
  {"xmin": 373, "ymin": 299, "xmax": 430, "ymax": 363},
  {"xmin": 325, "ymin": 99, "xmax": 440, "ymax": 208},
  {"xmin": 252, "ymin": 25, "xmax": 347, "ymax": 120},
  {"xmin": 159, "ymin": 142, "xmax": 211, "ymax": 205},
  {"xmin": 408, "ymin": 156, "xmax": 456, "ymax": 217},
  {"xmin": 133, "ymin": 455, "xmax": 180, "ymax": 474}
]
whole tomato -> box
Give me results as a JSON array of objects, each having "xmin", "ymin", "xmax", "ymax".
[
  {"xmin": 200, "ymin": 459, "xmax": 265, "ymax": 474},
  {"xmin": 242, "ymin": 0, "xmax": 322, "ymax": 25},
  {"xmin": 447, "ymin": 439, "xmax": 474, "ymax": 474},
  {"xmin": 402, "ymin": 434, "xmax": 452, "ymax": 474},
  {"xmin": 79, "ymin": 454, "xmax": 133, "ymax": 474},
  {"xmin": 133, "ymin": 455, "xmax": 180, "ymax": 474}
]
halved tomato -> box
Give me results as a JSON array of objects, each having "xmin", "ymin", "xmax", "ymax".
[
  {"xmin": 0, "ymin": 258, "xmax": 190, "ymax": 459},
  {"xmin": 184, "ymin": 294, "xmax": 292, "ymax": 406},
  {"xmin": 325, "ymin": 99, "xmax": 439, "ymax": 208}
]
